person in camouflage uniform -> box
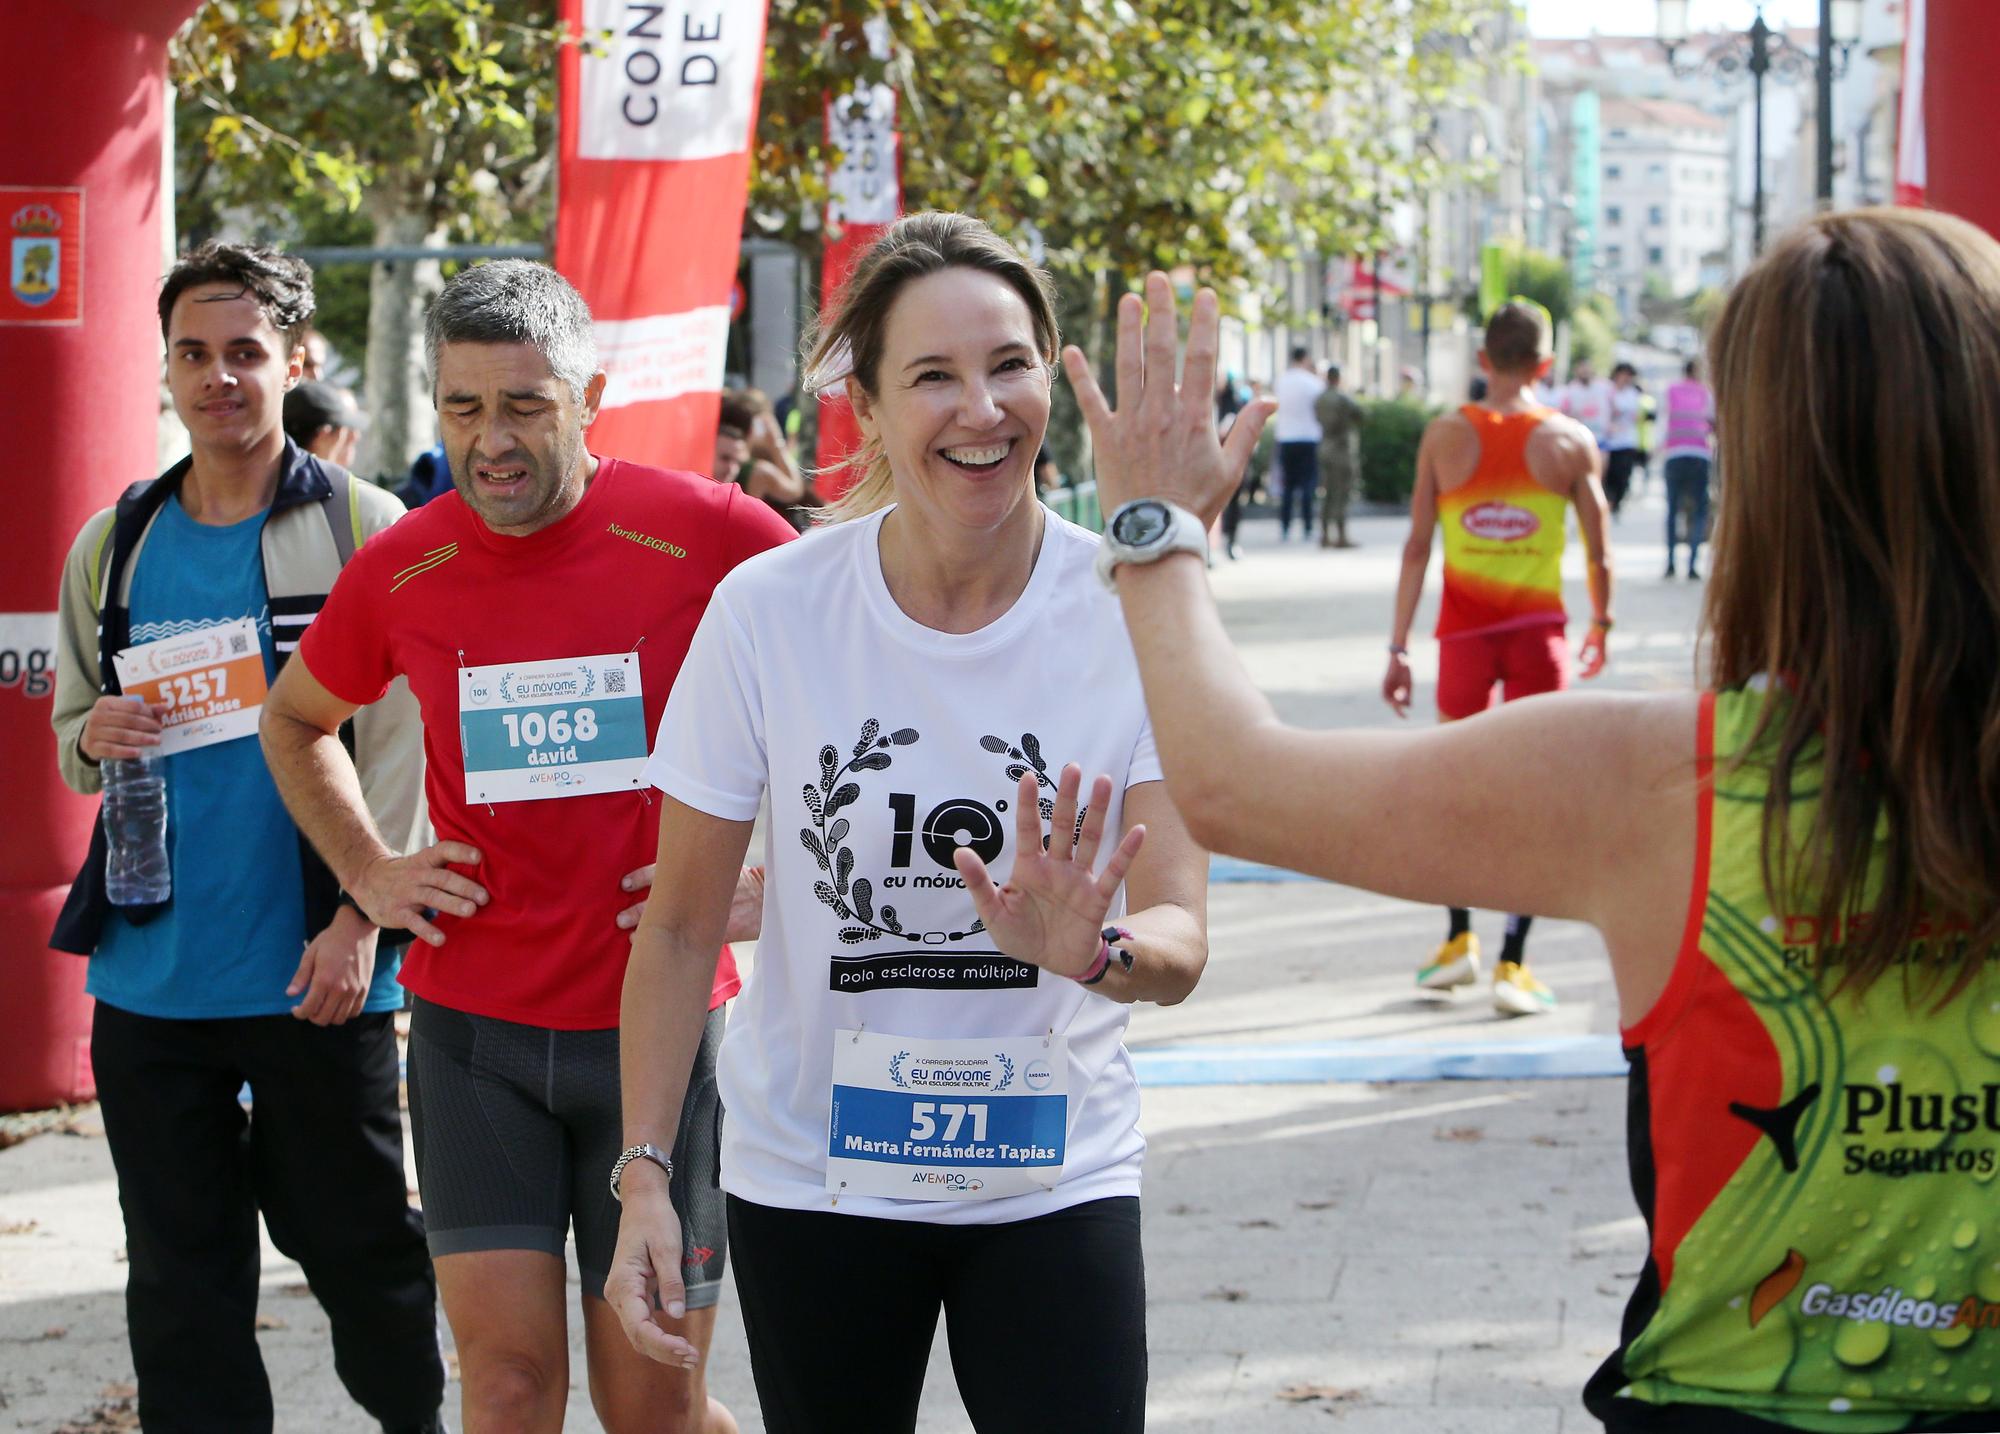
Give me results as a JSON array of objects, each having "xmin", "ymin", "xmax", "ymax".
[{"xmin": 1314, "ymin": 364, "xmax": 1365, "ymax": 548}]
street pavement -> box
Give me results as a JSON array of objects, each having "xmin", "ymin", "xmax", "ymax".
[{"xmin": 0, "ymin": 482, "xmax": 1705, "ymax": 1432}]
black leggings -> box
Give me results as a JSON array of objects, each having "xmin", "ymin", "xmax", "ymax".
[{"xmin": 727, "ymin": 1194, "xmax": 1146, "ymax": 1433}]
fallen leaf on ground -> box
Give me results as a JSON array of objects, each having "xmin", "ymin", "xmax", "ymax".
[
  {"xmin": 254, "ymin": 1315, "xmax": 287, "ymax": 1331},
  {"xmin": 1276, "ymin": 1384, "xmax": 1363, "ymax": 1404},
  {"xmin": 52, "ymin": 1392, "xmax": 138, "ymax": 1433},
  {"xmin": 1237, "ymin": 1218, "xmax": 1278, "ymax": 1229},
  {"xmin": 1437, "ymin": 1126, "xmax": 1485, "ymax": 1142},
  {"xmin": 1203, "ymin": 1287, "xmax": 1249, "ymax": 1303},
  {"xmin": 0, "ymin": 1217, "xmax": 39, "ymax": 1235}
]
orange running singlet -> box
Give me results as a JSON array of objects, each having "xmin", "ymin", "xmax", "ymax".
[{"xmin": 1436, "ymin": 405, "xmax": 1569, "ymax": 640}]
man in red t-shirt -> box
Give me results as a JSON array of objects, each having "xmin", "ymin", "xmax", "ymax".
[{"xmin": 261, "ymin": 261, "xmax": 793, "ymax": 1434}]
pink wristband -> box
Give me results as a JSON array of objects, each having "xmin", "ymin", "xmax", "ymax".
[{"xmin": 1077, "ymin": 937, "xmax": 1111, "ymax": 985}]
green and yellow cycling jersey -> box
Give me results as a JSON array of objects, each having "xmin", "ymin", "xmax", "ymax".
[{"xmin": 1588, "ymin": 688, "xmax": 2000, "ymax": 1432}]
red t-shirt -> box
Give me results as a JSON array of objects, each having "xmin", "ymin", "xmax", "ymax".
[{"xmin": 299, "ymin": 457, "xmax": 795, "ymax": 1029}]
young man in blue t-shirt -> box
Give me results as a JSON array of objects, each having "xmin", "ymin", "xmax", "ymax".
[{"xmin": 49, "ymin": 243, "xmax": 445, "ymax": 1434}]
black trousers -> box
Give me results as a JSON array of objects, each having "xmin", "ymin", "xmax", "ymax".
[
  {"xmin": 1277, "ymin": 440, "xmax": 1319, "ymax": 535},
  {"xmin": 728, "ymin": 1193, "xmax": 1147, "ymax": 1433},
  {"xmin": 91, "ymin": 1000, "xmax": 444, "ymax": 1434},
  {"xmin": 1604, "ymin": 447, "xmax": 1641, "ymax": 513}
]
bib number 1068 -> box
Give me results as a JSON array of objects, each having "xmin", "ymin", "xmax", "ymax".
[
  {"xmin": 909, "ymin": 1101, "xmax": 988, "ymax": 1142},
  {"xmin": 499, "ymin": 707, "xmax": 598, "ymax": 747}
]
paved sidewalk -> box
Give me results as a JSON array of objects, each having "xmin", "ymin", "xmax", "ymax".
[{"xmin": 0, "ymin": 493, "xmax": 1699, "ymax": 1432}]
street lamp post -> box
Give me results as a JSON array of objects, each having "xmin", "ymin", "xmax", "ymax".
[{"xmin": 1657, "ymin": 0, "xmax": 1856, "ymax": 256}]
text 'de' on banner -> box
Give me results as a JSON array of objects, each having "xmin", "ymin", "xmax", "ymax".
[
  {"xmin": 814, "ymin": 20, "xmax": 902, "ymax": 500},
  {"xmin": 557, "ymin": 0, "xmax": 771, "ymax": 474}
]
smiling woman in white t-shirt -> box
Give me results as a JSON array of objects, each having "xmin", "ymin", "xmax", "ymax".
[{"xmin": 605, "ymin": 211, "xmax": 1211, "ymax": 1433}]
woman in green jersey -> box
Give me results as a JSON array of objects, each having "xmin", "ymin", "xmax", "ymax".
[{"xmin": 1075, "ymin": 206, "xmax": 2000, "ymax": 1431}]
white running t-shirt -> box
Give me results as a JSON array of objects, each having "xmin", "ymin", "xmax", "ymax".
[
  {"xmin": 645, "ymin": 506, "xmax": 1164, "ymax": 1224},
  {"xmin": 1274, "ymin": 365, "xmax": 1326, "ymax": 442},
  {"xmin": 1605, "ymin": 385, "xmax": 1643, "ymax": 451},
  {"xmin": 1560, "ymin": 379, "xmax": 1614, "ymax": 444}
]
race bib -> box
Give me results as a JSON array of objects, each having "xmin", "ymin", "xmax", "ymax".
[
  {"xmin": 111, "ymin": 617, "xmax": 267, "ymax": 756},
  {"xmin": 457, "ymin": 651, "xmax": 647, "ymax": 803},
  {"xmin": 826, "ymin": 1029, "xmax": 1067, "ymax": 1202}
]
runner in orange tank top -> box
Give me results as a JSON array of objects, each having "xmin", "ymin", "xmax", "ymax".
[{"xmin": 1383, "ymin": 300, "xmax": 1615, "ymax": 1016}]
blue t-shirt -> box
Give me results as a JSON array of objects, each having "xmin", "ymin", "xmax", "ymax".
[{"xmin": 88, "ymin": 494, "xmax": 404, "ymax": 1018}]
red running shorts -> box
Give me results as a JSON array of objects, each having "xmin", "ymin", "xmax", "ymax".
[{"xmin": 1436, "ymin": 622, "xmax": 1570, "ymax": 721}]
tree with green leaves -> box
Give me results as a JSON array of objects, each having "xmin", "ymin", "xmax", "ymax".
[
  {"xmin": 173, "ymin": 1, "xmax": 563, "ymax": 476},
  {"xmin": 171, "ymin": 0, "xmax": 1513, "ymax": 478}
]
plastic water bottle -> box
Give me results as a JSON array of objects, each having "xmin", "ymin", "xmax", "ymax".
[{"xmin": 103, "ymin": 702, "xmax": 170, "ymax": 906}]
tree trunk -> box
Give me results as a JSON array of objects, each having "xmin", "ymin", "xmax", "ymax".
[{"xmin": 357, "ymin": 204, "xmax": 445, "ymax": 483}]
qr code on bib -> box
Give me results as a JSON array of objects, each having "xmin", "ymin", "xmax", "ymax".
[
  {"xmin": 604, "ymin": 669, "xmax": 626, "ymax": 694},
  {"xmin": 230, "ymin": 632, "xmax": 251, "ymax": 655}
]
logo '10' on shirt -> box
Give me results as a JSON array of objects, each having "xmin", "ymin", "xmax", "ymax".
[
  {"xmin": 1436, "ymin": 406, "xmax": 1569, "ymax": 641},
  {"xmin": 645, "ymin": 508, "xmax": 1164, "ymax": 1227}
]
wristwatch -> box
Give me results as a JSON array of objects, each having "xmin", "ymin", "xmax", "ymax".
[
  {"xmin": 609, "ymin": 1142, "xmax": 673, "ymax": 1202},
  {"xmin": 1094, "ymin": 499, "xmax": 1209, "ymax": 591}
]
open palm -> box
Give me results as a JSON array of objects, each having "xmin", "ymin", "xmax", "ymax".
[{"xmin": 953, "ymin": 764, "xmax": 1146, "ymax": 980}]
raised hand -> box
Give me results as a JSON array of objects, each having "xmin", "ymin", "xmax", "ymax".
[
  {"xmin": 953, "ymin": 764, "xmax": 1146, "ymax": 980},
  {"xmin": 1060, "ymin": 271, "xmax": 1276, "ymax": 529}
]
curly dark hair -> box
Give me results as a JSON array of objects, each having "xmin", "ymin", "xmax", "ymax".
[{"xmin": 158, "ymin": 240, "xmax": 316, "ymax": 348}]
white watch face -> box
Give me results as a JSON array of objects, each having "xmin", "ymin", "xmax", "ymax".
[{"xmin": 1112, "ymin": 501, "xmax": 1172, "ymax": 549}]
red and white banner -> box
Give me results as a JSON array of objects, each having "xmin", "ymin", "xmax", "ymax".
[
  {"xmin": 1897, "ymin": 0, "xmax": 2000, "ymax": 238},
  {"xmin": 556, "ymin": 0, "xmax": 770, "ymax": 473},
  {"xmin": 1894, "ymin": 0, "xmax": 1926, "ymax": 206},
  {"xmin": 814, "ymin": 20, "xmax": 902, "ymax": 497}
]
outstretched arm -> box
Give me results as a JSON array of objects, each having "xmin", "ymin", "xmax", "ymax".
[{"xmin": 1070, "ymin": 273, "xmax": 1684, "ymax": 932}]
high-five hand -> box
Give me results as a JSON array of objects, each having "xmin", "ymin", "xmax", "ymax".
[
  {"xmin": 1061, "ymin": 272, "xmax": 1276, "ymax": 529},
  {"xmin": 952, "ymin": 764, "xmax": 1145, "ymax": 980}
]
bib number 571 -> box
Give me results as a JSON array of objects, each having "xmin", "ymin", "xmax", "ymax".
[
  {"xmin": 499, "ymin": 707, "xmax": 598, "ymax": 747},
  {"xmin": 909, "ymin": 1101, "xmax": 989, "ymax": 1143}
]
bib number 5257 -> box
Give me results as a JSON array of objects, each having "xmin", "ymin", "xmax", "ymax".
[{"xmin": 498, "ymin": 707, "xmax": 598, "ymax": 747}]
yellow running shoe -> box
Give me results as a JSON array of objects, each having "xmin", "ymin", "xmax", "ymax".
[
  {"xmin": 1417, "ymin": 932, "xmax": 1481, "ymax": 991},
  {"xmin": 1492, "ymin": 960, "xmax": 1557, "ymax": 1018}
]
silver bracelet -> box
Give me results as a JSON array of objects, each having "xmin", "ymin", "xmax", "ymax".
[{"xmin": 609, "ymin": 1142, "xmax": 673, "ymax": 1202}]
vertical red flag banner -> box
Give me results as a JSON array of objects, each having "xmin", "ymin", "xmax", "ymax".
[
  {"xmin": 1902, "ymin": 0, "xmax": 2000, "ymax": 239},
  {"xmin": 556, "ymin": 0, "xmax": 771, "ymax": 473},
  {"xmin": 814, "ymin": 20, "xmax": 902, "ymax": 498},
  {"xmin": 1894, "ymin": 0, "xmax": 1926, "ymax": 207}
]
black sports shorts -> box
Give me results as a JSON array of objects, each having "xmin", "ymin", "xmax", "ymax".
[{"xmin": 406, "ymin": 997, "xmax": 726, "ymax": 1306}]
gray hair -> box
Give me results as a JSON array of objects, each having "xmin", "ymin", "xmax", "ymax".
[{"xmin": 424, "ymin": 260, "xmax": 599, "ymax": 401}]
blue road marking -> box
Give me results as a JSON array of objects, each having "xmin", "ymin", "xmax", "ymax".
[
  {"xmin": 1130, "ymin": 1035, "xmax": 1628, "ymax": 1084},
  {"xmin": 1209, "ymin": 856, "xmax": 1322, "ymax": 883}
]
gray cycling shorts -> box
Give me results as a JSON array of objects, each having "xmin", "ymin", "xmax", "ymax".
[{"xmin": 406, "ymin": 997, "xmax": 726, "ymax": 1307}]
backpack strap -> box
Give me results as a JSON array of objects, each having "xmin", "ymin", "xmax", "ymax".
[{"xmin": 321, "ymin": 462, "xmax": 362, "ymax": 568}]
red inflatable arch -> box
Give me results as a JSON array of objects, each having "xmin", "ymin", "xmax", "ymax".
[{"xmin": 1, "ymin": 0, "xmax": 202, "ymax": 1110}]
